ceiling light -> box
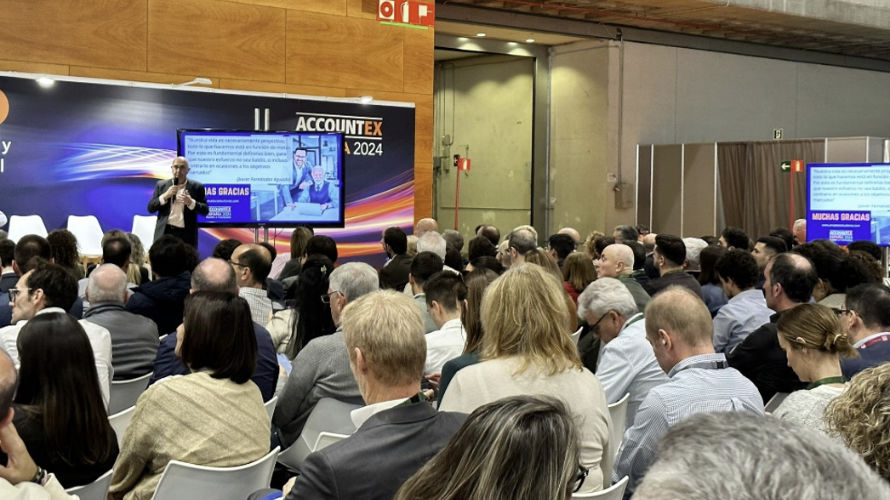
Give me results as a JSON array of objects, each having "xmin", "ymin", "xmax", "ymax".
[
  {"xmin": 525, "ymin": 38, "xmax": 536, "ymax": 43},
  {"xmin": 476, "ymin": 33, "xmax": 486, "ymax": 37},
  {"xmin": 36, "ymin": 77, "xmax": 55, "ymax": 88}
]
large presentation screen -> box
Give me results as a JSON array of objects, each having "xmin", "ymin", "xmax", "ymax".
[
  {"xmin": 807, "ymin": 162, "xmax": 890, "ymax": 246},
  {"xmin": 178, "ymin": 130, "xmax": 345, "ymax": 227}
]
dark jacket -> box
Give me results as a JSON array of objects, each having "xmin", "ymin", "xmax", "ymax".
[
  {"xmin": 125, "ymin": 272, "xmax": 191, "ymax": 335},
  {"xmin": 378, "ymin": 254, "xmax": 413, "ymax": 291},
  {"xmin": 147, "ymin": 178, "xmax": 209, "ymax": 247}
]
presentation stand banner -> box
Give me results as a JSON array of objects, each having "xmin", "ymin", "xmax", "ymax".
[{"xmin": 0, "ymin": 74, "xmax": 415, "ymax": 263}]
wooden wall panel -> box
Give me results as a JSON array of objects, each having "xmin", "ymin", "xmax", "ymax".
[
  {"xmin": 414, "ymin": 163, "xmax": 434, "ymax": 219},
  {"xmin": 148, "ymin": 0, "xmax": 286, "ymax": 82},
  {"xmin": 229, "ymin": 0, "xmax": 346, "ymax": 16},
  {"xmin": 347, "ymin": 0, "xmax": 379, "ymax": 19},
  {"xmin": 403, "ymin": 29, "xmax": 434, "ymax": 95},
  {"xmin": 0, "ymin": 0, "xmax": 146, "ymax": 70},
  {"xmin": 0, "ymin": 60, "xmax": 70, "ymax": 76}
]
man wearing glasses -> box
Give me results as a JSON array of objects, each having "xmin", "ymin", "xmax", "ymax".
[
  {"xmin": 148, "ymin": 156, "xmax": 209, "ymax": 248},
  {"xmin": 840, "ymin": 283, "xmax": 890, "ymax": 379}
]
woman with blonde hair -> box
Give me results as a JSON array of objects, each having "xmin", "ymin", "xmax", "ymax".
[
  {"xmin": 772, "ymin": 303, "xmax": 858, "ymax": 433},
  {"xmin": 825, "ymin": 362, "xmax": 890, "ymax": 480},
  {"xmin": 396, "ymin": 395, "xmax": 583, "ymax": 500},
  {"xmin": 439, "ymin": 264, "xmax": 611, "ymax": 494},
  {"xmin": 522, "ymin": 249, "xmax": 578, "ymax": 331}
]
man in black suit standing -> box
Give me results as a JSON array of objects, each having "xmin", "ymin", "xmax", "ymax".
[
  {"xmin": 148, "ymin": 156, "xmax": 208, "ymax": 248},
  {"xmin": 378, "ymin": 227, "xmax": 412, "ymax": 291}
]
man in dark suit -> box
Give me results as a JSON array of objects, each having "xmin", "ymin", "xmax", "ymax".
[
  {"xmin": 147, "ymin": 156, "xmax": 208, "ymax": 248},
  {"xmin": 0, "ymin": 240, "xmax": 16, "ymax": 293},
  {"xmin": 378, "ymin": 227, "xmax": 412, "ymax": 291},
  {"xmin": 282, "ymin": 290, "xmax": 466, "ymax": 500}
]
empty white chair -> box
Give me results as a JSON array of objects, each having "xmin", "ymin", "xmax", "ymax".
[
  {"xmin": 131, "ymin": 215, "xmax": 157, "ymax": 251},
  {"xmin": 150, "ymin": 446, "xmax": 280, "ymax": 500},
  {"xmin": 608, "ymin": 393, "xmax": 630, "ymax": 462},
  {"xmin": 571, "ymin": 325, "xmax": 583, "ymax": 345},
  {"xmin": 109, "ymin": 405, "xmax": 136, "ymax": 449},
  {"xmin": 572, "ymin": 475, "xmax": 629, "ymax": 500},
  {"xmin": 7, "ymin": 215, "xmax": 48, "ymax": 243},
  {"xmin": 277, "ymin": 397, "xmax": 361, "ymax": 471},
  {"xmin": 66, "ymin": 468, "xmax": 113, "ymax": 500},
  {"xmin": 264, "ymin": 395, "xmax": 278, "ymax": 420},
  {"xmin": 108, "ymin": 372, "xmax": 153, "ymax": 415},
  {"xmin": 66, "ymin": 215, "xmax": 104, "ymax": 257}
]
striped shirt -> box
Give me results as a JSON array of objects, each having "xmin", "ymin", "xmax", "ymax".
[
  {"xmin": 239, "ymin": 287, "xmax": 273, "ymax": 327},
  {"xmin": 613, "ymin": 353, "xmax": 764, "ymax": 495}
]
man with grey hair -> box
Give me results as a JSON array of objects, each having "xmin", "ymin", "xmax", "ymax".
[
  {"xmin": 596, "ymin": 244, "xmax": 650, "ymax": 313},
  {"xmin": 442, "ymin": 229, "xmax": 464, "ymax": 254},
  {"xmin": 414, "ymin": 218, "xmax": 438, "ymax": 238},
  {"xmin": 507, "ymin": 227, "xmax": 537, "ymax": 266},
  {"xmin": 558, "ymin": 227, "xmax": 581, "ymax": 245},
  {"xmin": 273, "ymin": 262, "xmax": 379, "ymax": 447},
  {"xmin": 83, "ymin": 264, "xmax": 159, "ymax": 380},
  {"xmin": 681, "ymin": 237, "xmax": 708, "ymax": 274},
  {"xmin": 577, "ymin": 278, "xmax": 667, "ymax": 426},
  {"xmin": 613, "ymin": 225, "xmax": 639, "ymax": 244},
  {"xmin": 416, "ymin": 231, "xmax": 447, "ymax": 260},
  {"xmin": 634, "ymin": 412, "xmax": 890, "ymax": 500}
]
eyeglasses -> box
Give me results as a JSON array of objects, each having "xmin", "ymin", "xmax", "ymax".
[
  {"xmin": 8, "ymin": 287, "xmax": 31, "ymax": 302},
  {"xmin": 320, "ymin": 290, "xmax": 342, "ymax": 304},
  {"xmin": 836, "ymin": 308, "xmax": 855, "ymax": 317},
  {"xmin": 229, "ymin": 260, "xmax": 245, "ymax": 268},
  {"xmin": 589, "ymin": 312, "xmax": 609, "ymax": 334},
  {"xmin": 573, "ymin": 464, "xmax": 589, "ymax": 493}
]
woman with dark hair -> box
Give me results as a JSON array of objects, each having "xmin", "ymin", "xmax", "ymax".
[
  {"xmin": 698, "ymin": 245, "xmax": 727, "ymax": 317},
  {"xmin": 396, "ymin": 395, "xmax": 582, "ymax": 500},
  {"xmin": 266, "ymin": 254, "xmax": 336, "ymax": 356},
  {"xmin": 8, "ymin": 313, "xmax": 117, "ymax": 487},
  {"xmin": 562, "ymin": 252, "xmax": 597, "ymax": 304},
  {"xmin": 47, "ymin": 229, "xmax": 84, "ymax": 279},
  {"xmin": 278, "ymin": 226, "xmax": 314, "ymax": 281},
  {"xmin": 109, "ymin": 292, "xmax": 269, "ymax": 499}
]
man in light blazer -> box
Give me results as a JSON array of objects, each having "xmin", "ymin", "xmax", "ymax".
[{"xmin": 148, "ymin": 156, "xmax": 208, "ymax": 248}]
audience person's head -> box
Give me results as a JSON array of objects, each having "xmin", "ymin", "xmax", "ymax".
[
  {"xmin": 0, "ymin": 350, "xmax": 15, "ymax": 425},
  {"xmin": 848, "ymin": 240, "xmax": 881, "ymax": 261},
  {"xmin": 211, "ymin": 238, "xmax": 242, "ymax": 261},
  {"xmin": 653, "ymin": 234, "xmax": 686, "ymax": 274},
  {"xmin": 13, "ymin": 234, "xmax": 51, "ymax": 276},
  {"xmin": 775, "ymin": 303, "xmax": 857, "ymax": 383},
  {"xmin": 634, "ymin": 412, "xmax": 890, "ymax": 499},
  {"xmin": 86, "ymin": 263, "xmax": 129, "ymax": 305},
  {"xmin": 792, "ymin": 242, "xmax": 869, "ymax": 300},
  {"xmin": 417, "ymin": 231, "xmax": 447, "ymax": 261},
  {"xmin": 522, "ymin": 248, "xmax": 561, "ymax": 280},
  {"xmin": 769, "ymin": 227, "xmax": 794, "ymax": 253},
  {"xmin": 259, "ymin": 241, "xmax": 277, "ymax": 262},
  {"xmin": 102, "ymin": 234, "xmax": 132, "ymax": 269},
  {"xmin": 644, "ymin": 287, "xmax": 713, "ymax": 373},
  {"xmin": 190, "ymin": 257, "xmax": 237, "ymax": 293},
  {"xmin": 848, "ymin": 250, "xmax": 884, "ymax": 284},
  {"xmin": 596, "ymin": 244, "xmax": 634, "ymax": 279},
  {"xmin": 481, "ymin": 264, "xmax": 580, "ymax": 375},
  {"xmin": 547, "ymin": 233, "xmax": 576, "ymax": 263},
  {"xmin": 466, "ymin": 255, "xmax": 504, "ymax": 275},
  {"xmin": 230, "ymin": 243, "xmax": 272, "ymax": 288},
  {"xmin": 557, "ymin": 227, "xmax": 581, "ymax": 245},
  {"xmin": 627, "ymin": 241, "xmax": 646, "ymax": 270},
  {"xmin": 496, "ymin": 240, "xmax": 512, "ymax": 269},
  {"xmin": 682, "ymin": 237, "xmax": 708, "ymax": 273},
  {"xmin": 467, "ymin": 236, "xmax": 497, "ymax": 262},
  {"xmin": 289, "ymin": 226, "xmax": 314, "ymax": 260},
  {"xmin": 126, "ymin": 232, "xmax": 146, "ymax": 267},
  {"xmin": 305, "ymin": 235, "xmax": 338, "ymax": 263},
  {"xmin": 409, "ymin": 251, "xmax": 444, "ymax": 295},
  {"xmin": 842, "ymin": 283, "xmax": 890, "ymax": 342},
  {"xmin": 395, "ymin": 395, "xmax": 581, "ymax": 500},
  {"xmin": 562, "ymin": 252, "xmax": 596, "ymax": 294},
  {"xmin": 753, "ymin": 235, "xmax": 787, "ymax": 272},
  {"xmin": 15, "ymin": 313, "xmax": 116, "ymax": 466},
  {"xmin": 382, "ymin": 226, "xmax": 408, "ymax": 257},
  {"xmin": 719, "ymin": 226, "xmax": 749, "ymax": 251},
  {"xmin": 583, "ymin": 231, "xmax": 604, "ymax": 258},
  {"xmin": 46, "ymin": 229, "xmax": 80, "ymax": 273},
  {"xmin": 475, "ymin": 225, "xmax": 500, "ymax": 247},
  {"xmin": 793, "ymin": 219, "xmax": 806, "ymax": 245},
  {"xmin": 613, "ymin": 225, "xmax": 639, "ymax": 244},
  {"xmin": 825, "ymin": 362, "xmax": 890, "ymax": 481},
  {"xmin": 341, "ymin": 290, "xmax": 425, "ymax": 402},
  {"xmin": 578, "ymin": 277, "xmax": 639, "ymax": 344},
  {"xmin": 763, "ymin": 252, "xmax": 817, "ymax": 312},
  {"xmin": 641, "ymin": 233, "xmax": 657, "ymax": 253},
  {"xmin": 0, "ymin": 239, "xmax": 14, "ymax": 269},
  {"xmin": 715, "ymin": 249, "xmax": 758, "ymax": 297},
  {"xmin": 148, "ymin": 235, "xmax": 189, "ymax": 278},
  {"xmin": 327, "ymin": 262, "xmax": 380, "ymax": 327},
  {"xmin": 415, "ymin": 218, "xmax": 438, "ymax": 238},
  {"xmin": 461, "ymin": 269, "xmax": 498, "ymax": 354},
  {"xmin": 11, "ymin": 261, "xmax": 77, "ymax": 323},
  {"xmin": 424, "ymin": 272, "xmax": 467, "ymax": 329},
  {"xmin": 444, "ymin": 245, "xmax": 463, "ymax": 272},
  {"xmin": 507, "ymin": 228, "xmax": 537, "ymax": 265},
  {"xmin": 592, "ymin": 235, "xmax": 615, "ymax": 261},
  {"xmin": 697, "ymin": 244, "xmax": 726, "ymax": 286},
  {"xmin": 287, "ymin": 254, "xmax": 335, "ymax": 358},
  {"xmin": 178, "ymin": 291, "xmax": 256, "ymax": 384},
  {"xmin": 442, "ymin": 229, "xmax": 464, "ymax": 253}
]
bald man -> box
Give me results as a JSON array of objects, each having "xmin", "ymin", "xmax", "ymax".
[
  {"xmin": 597, "ymin": 244, "xmax": 650, "ymax": 313},
  {"xmin": 415, "ymin": 218, "xmax": 439, "ymax": 238},
  {"xmin": 230, "ymin": 243, "xmax": 273, "ymax": 325},
  {"xmin": 148, "ymin": 156, "xmax": 209, "ymax": 248}
]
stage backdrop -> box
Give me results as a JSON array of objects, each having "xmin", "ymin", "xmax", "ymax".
[{"xmin": 0, "ymin": 74, "xmax": 415, "ymax": 265}]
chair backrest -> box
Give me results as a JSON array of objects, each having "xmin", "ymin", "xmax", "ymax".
[
  {"xmin": 67, "ymin": 215, "xmax": 104, "ymax": 257},
  {"xmin": 264, "ymin": 395, "xmax": 278, "ymax": 420},
  {"xmin": 570, "ymin": 325, "xmax": 583, "ymax": 345},
  {"xmin": 313, "ymin": 431, "xmax": 349, "ymax": 451},
  {"xmin": 7, "ymin": 215, "xmax": 48, "ymax": 243},
  {"xmin": 66, "ymin": 468, "xmax": 113, "ymax": 500},
  {"xmin": 572, "ymin": 475, "xmax": 629, "ymax": 500},
  {"xmin": 277, "ymin": 398, "xmax": 361, "ymax": 472},
  {"xmin": 131, "ymin": 215, "xmax": 157, "ymax": 252},
  {"xmin": 108, "ymin": 372, "xmax": 153, "ymax": 414},
  {"xmin": 608, "ymin": 393, "xmax": 630, "ymax": 462},
  {"xmin": 109, "ymin": 405, "xmax": 136, "ymax": 449},
  {"xmin": 151, "ymin": 446, "xmax": 280, "ymax": 500}
]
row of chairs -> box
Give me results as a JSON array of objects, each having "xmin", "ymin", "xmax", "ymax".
[{"xmin": 4, "ymin": 214, "xmax": 157, "ymax": 257}]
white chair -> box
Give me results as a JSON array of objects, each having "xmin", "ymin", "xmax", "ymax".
[
  {"xmin": 277, "ymin": 397, "xmax": 361, "ymax": 471},
  {"xmin": 608, "ymin": 393, "xmax": 630, "ymax": 462},
  {"xmin": 66, "ymin": 215, "xmax": 104, "ymax": 257},
  {"xmin": 109, "ymin": 405, "xmax": 136, "ymax": 449},
  {"xmin": 131, "ymin": 215, "xmax": 157, "ymax": 251},
  {"xmin": 572, "ymin": 475, "xmax": 629, "ymax": 500},
  {"xmin": 150, "ymin": 446, "xmax": 280, "ymax": 500},
  {"xmin": 66, "ymin": 468, "xmax": 113, "ymax": 500},
  {"xmin": 7, "ymin": 215, "xmax": 48, "ymax": 243},
  {"xmin": 264, "ymin": 395, "xmax": 278, "ymax": 420},
  {"xmin": 108, "ymin": 372, "xmax": 153, "ymax": 414},
  {"xmin": 571, "ymin": 325, "xmax": 583, "ymax": 345}
]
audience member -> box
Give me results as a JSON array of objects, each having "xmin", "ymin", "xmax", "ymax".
[
  {"xmin": 416, "ymin": 231, "xmax": 447, "ymax": 262},
  {"xmin": 378, "ymin": 226, "xmax": 412, "ymax": 291},
  {"xmin": 304, "ymin": 235, "xmax": 338, "ymax": 264},
  {"xmin": 126, "ymin": 232, "xmax": 149, "ymax": 285},
  {"xmin": 506, "ymin": 228, "xmax": 537, "ymax": 266},
  {"xmin": 848, "ymin": 240, "xmax": 882, "ymax": 261},
  {"xmin": 772, "ymin": 303, "xmax": 856, "ymax": 434},
  {"xmin": 466, "ymin": 235, "xmax": 496, "ymax": 262},
  {"xmin": 475, "ymin": 224, "xmax": 500, "ymax": 247},
  {"xmin": 0, "ymin": 239, "xmax": 15, "ymax": 293},
  {"xmin": 444, "ymin": 245, "xmax": 463, "ymax": 272},
  {"xmin": 597, "ymin": 243, "xmax": 649, "ymax": 314},
  {"xmin": 752, "ymin": 235, "xmax": 786, "ymax": 273},
  {"xmin": 839, "ymin": 283, "xmax": 890, "ymax": 379},
  {"xmin": 558, "ymin": 226, "xmax": 582, "ymax": 245},
  {"xmin": 281, "ymin": 290, "xmax": 465, "ymax": 500},
  {"xmin": 8, "ymin": 313, "xmax": 118, "ymax": 486},
  {"xmin": 523, "ymin": 250, "xmax": 578, "ymax": 333},
  {"xmin": 442, "ymin": 229, "xmax": 464, "ymax": 254},
  {"xmin": 423, "ymin": 272, "xmax": 467, "ymax": 377},
  {"xmin": 727, "ymin": 253, "xmax": 813, "ymax": 402},
  {"xmin": 613, "ymin": 225, "xmax": 639, "ymax": 244},
  {"xmin": 793, "ymin": 218, "xmax": 806, "ymax": 245},
  {"xmin": 769, "ymin": 227, "xmax": 794, "ymax": 253},
  {"xmin": 547, "ymin": 233, "xmax": 576, "ymax": 268},
  {"xmin": 582, "ymin": 231, "xmax": 604, "ymax": 259},
  {"xmin": 415, "ymin": 218, "xmax": 439, "ymax": 238},
  {"xmin": 77, "ymin": 234, "xmax": 135, "ymax": 308},
  {"xmin": 230, "ymin": 244, "xmax": 273, "ymax": 326},
  {"xmin": 719, "ymin": 226, "xmax": 749, "ymax": 251},
  {"xmin": 46, "ymin": 229, "xmax": 84, "ymax": 279},
  {"xmin": 681, "ymin": 237, "xmax": 708, "ymax": 275},
  {"xmin": 408, "ymin": 251, "xmax": 444, "ymax": 333},
  {"xmin": 634, "ymin": 412, "xmax": 890, "ymax": 500},
  {"xmin": 211, "ymin": 238, "xmax": 241, "ymax": 261},
  {"xmin": 396, "ymin": 396, "xmax": 580, "ymax": 500},
  {"xmin": 84, "ymin": 264, "xmax": 159, "ymax": 379},
  {"xmin": 577, "ymin": 278, "xmax": 668, "ymax": 426},
  {"xmin": 109, "ymin": 292, "xmax": 269, "ymax": 500},
  {"xmin": 562, "ymin": 252, "xmax": 596, "ymax": 305},
  {"xmin": 712, "ymin": 249, "xmax": 773, "ymax": 354},
  {"xmin": 644, "ymin": 235, "xmax": 703, "ymax": 298},
  {"xmin": 0, "ymin": 235, "xmax": 53, "ymax": 327},
  {"xmin": 440, "ymin": 264, "xmax": 611, "ymax": 494},
  {"xmin": 278, "ymin": 226, "xmax": 313, "ymax": 281},
  {"xmin": 281, "ymin": 254, "xmax": 336, "ymax": 357},
  {"xmin": 126, "ymin": 235, "xmax": 191, "ymax": 334},
  {"xmin": 696, "ymin": 244, "xmax": 727, "ymax": 316},
  {"xmin": 272, "ymin": 262, "xmax": 378, "ymax": 448}
]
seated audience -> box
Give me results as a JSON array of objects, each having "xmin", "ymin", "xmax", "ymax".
[
  {"xmin": 614, "ymin": 287, "xmax": 763, "ymax": 496},
  {"xmin": 696, "ymin": 244, "xmax": 727, "ymax": 316},
  {"xmin": 126, "ymin": 235, "xmax": 191, "ymax": 335},
  {"xmin": 211, "ymin": 238, "xmax": 241, "ymax": 261},
  {"xmin": 423, "ymin": 272, "xmax": 467, "ymax": 376},
  {"xmin": 284, "ymin": 235, "xmax": 338, "ymax": 301},
  {"xmin": 440, "ymin": 264, "xmax": 611, "ymax": 494},
  {"xmin": 415, "ymin": 217, "xmax": 439, "ymax": 238},
  {"xmin": 523, "ymin": 250, "xmax": 578, "ymax": 332},
  {"xmin": 84, "ymin": 264, "xmax": 159, "ymax": 379},
  {"xmin": 769, "ymin": 227, "xmax": 794, "ymax": 253},
  {"xmin": 562, "ymin": 252, "xmax": 596, "ymax": 305},
  {"xmin": 596, "ymin": 243, "xmax": 650, "ymax": 313},
  {"xmin": 272, "ymin": 262, "xmax": 378, "ymax": 448},
  {"xmin": 613, "ymin": 225, "xmax": 639, "ymax": 245},
  {"xmin": 752, "ymin": 235, "xmax": 787, "ymax": 275},
  {"xmin": 278, "ymin": 226, "xmax": 313, "ymax": 281},
  {"xmin": 712, "ymin": 249, "xmax": 773, "ymax": 354},
  {"xmin": 839, "ymin": 283, "xmax": 890, "ymax": 379},
  {"xmin": 268, "ymin": 254, "xmax": 334, "ymax": 356},
  {"xmin": 280, "ymin": 290, "xmax": 466, "ymax": 500},
  {"xmin": 0, "ymin": 239, "xmax": 15, "ymax": 293},
  {"xmin": 825, "ymin": 362, "xmax": 890, "ymax": 481},
  {"xmin": 772, "ymin": 303, "xmax": 857, "ymax": 434},
  {"xmin": 396, "ymin": 395, "xmax": 580, "ymax": 500},
  {"xmin": 378, "ymin": 226, "xmax": 412, "ymax": 291},
  {"xmin": 577, "ymin": 278, "xmax": 668, "ymax": 427},
  {"xmin": 505, "ymin": 228, "xmax": 537, "ymax": 267},
  {"xmin": 475, "ymin": 224, "xmax": 500, "ymax": 247},
  {"xmin": 718, "ymin": 226, "xmax": 749, "ymax": 251},
  {"xmin": 125, "ymin": 232, "xmax": 149, "ymax": 285},
  {"xmin": 408, "ymin": 252, "xmax": 444, "ymax": 333},
  {"xmin": 558, "ymin": 226, "xmax": 581, "ymax": 245},
  {"xmin": 547, "ymin": 233, "xmax": 576, "ymax": 269},
  {"xmin": 77, "ymin": 232, "xmax": 135, "ymax": 305},
  {"xmin": 466, "ymin": 235, "xmax": 497, "ymax": 263},
  {"xmin": 6, "ymin": 313, "xmax": 117, "ymax": 487},
  {"xmin": 643, "ymin": 235, "xmax": 703, "ymax": 298},
  {"xmin": 230, "ymin": 243, "xmax": 274, "ymax": 326},
  {"xmin": 109, "ymin": 292, "xmax": 269, "ymax": 499},
  {"xmin": 46, "ymin": 229, "xmax": 84, "ymax": 279},
  {"xmin": 0, "ymin": 235, "xmax": 78, "ymax": 327},
  {"xmin": 633, "ymin": 412, "xmax": 890, "ymax": 499},
  {"xmin": 681, "ymin": 237, "xmax": 708, "ymax": 279}
]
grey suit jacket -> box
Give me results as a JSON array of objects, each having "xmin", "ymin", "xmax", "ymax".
[
  {"xmin": 288, "ymin": 400, "xmax": 466, "ymax": 500},
  {"xmin": 147, "ymin": 178, "xmax": 209, "ymax": 246}
]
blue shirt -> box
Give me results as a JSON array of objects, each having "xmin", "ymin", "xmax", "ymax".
[
  {"xmin": 613, "ymin": 353, "xmax": 763, "ymax": 496},
  {"xmin": 712, "ymin": 289, "xmax": 774, "ymax": 354}
]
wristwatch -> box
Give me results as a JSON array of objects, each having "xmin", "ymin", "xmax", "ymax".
[{"xmin": 30, "ymin": 465, "xmax": 47, "ymax": 485}]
